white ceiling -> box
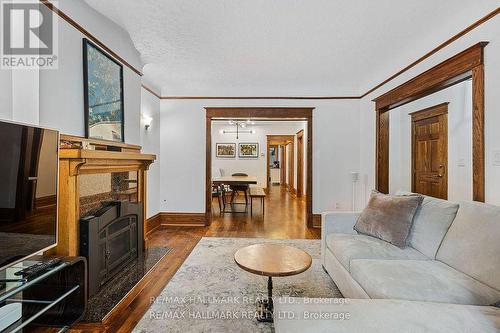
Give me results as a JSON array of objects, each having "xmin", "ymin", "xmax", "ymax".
[{"xmin": 84, "ymin": 0, "xmax": 497, "ymax": 96}]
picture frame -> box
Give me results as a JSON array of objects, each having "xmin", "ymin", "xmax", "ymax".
[
  {"xmin": 216, "ymin": 143, "xmax": 236, "ymax": 158},
  {"xmin": 238, "ymin": 143, "xmax": 259, "ymax": 158},
  {"xmin": 83, "ymin": 38, "xmax": 125, "ymax": 142}
]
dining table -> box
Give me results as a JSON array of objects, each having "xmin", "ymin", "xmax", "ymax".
[
  {"xmin": 212, "ymin": 175, "xmax": 257, "ymax": 213},
  {"xmin": 212, "ymin": 175, "xmax": 258, "ymax": 186}
]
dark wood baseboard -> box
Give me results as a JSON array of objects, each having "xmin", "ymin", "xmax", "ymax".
[
  {"xmin": 312, "ymin": 214, "xmax": 322, "ymax": 228},
  {"xmin": 159, "ymin": 212, "xmax": 207, "ymax": 227},
  {"xmin": 146, "ymin": 213, "xmax": 162, "ymax": 236},
  {"xmin": 35, "ymin": 195, "xmax": 57, "ymax": 208}
]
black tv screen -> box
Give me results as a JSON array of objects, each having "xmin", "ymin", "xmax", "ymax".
[{"xmin": 0, "ymin": 120, "xmax": 59, "ymax": 270}]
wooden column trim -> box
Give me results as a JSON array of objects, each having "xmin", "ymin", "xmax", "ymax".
[
  {"xmin": 306, "ymin": 115, "xmax": 313, "ymax": 227},
  {"xmin": 205, "ymin": 117, "xmax": 213, "ymax": 225},
  {"xmin": 375, "ymin": 110, "xmax": 390, "ymax": 193},
  {"xmin": 472, "ymin": 64, "xmax": 485, "ymax": 202}
]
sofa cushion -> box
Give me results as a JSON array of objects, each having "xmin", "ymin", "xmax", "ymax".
[
  {"xmin": 326, "ymin": 233, "xmax": 428, "ymax": 271},
  {"xmin": 274, "ymin": 298, "xmax": 500, "ymax": 333},
  {"xmin": 350, "ymin": 259, "xmax": 500, "ymax": 305},
  {"xmin": 323, "ymin": 247, "xmax": 369, "ymax": 299},
  {"xmin": 436, "ymin": 201, "xmax": 500, "ymax": 292},
  {"xmin": 397, "ymin": 191, "xmax": 459, "ymax": 258},
  {"xmin": 354, "ymin": 191, "xmax": 423, "ymax": 248}
]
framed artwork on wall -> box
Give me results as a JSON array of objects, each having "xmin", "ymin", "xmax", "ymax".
[
  {"xmin": 238, "ymin": 143, "xmax": 259, "ymax": 158},
  {"xmin": 83, "ymin": 38, "xmax": 125, "ymax": 142},
  {"xmin": 216, "ymin": 143, "xmax": 236, "ymax": 158}
]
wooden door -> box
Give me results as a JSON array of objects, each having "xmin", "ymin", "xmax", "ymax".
[
  {"xmin": 411, "ymin": 103, "xmax": 448, "ymax": 199},
  {"xmin": 296, "ymin": 130, "xmax": 304, "ymax": 197}
]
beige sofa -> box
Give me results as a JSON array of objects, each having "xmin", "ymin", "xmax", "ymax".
[{"xmin": 275, "ymin": 195, "xmax": 500, "ymax": 332}]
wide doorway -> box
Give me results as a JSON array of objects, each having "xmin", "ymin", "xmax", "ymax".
[{"xmin": 205, "ymin": 107, "xmax": 315, "ymax": 237}]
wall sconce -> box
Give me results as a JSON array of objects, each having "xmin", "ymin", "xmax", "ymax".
[{"xmin": 143, "ymin": 115, "xmax": 152, "ymax": 130}]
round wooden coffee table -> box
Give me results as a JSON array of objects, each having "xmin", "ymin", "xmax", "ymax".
[{"xmin": 234, "ymin": 243, "xmax": 312, "ymax": 322}]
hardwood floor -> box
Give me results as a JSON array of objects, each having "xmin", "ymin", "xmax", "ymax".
[
  {"xmin": 70, "ymin": 185, "xmax": 319, "ymax": 332},
  {"xmin": 207, "ymin": 185, "xmax": 320, "ymax": 239}
]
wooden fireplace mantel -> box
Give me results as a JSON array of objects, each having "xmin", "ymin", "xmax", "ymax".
[{"xmin": 50, "ymin": 135, "xmax": 156, "ymax": 256}]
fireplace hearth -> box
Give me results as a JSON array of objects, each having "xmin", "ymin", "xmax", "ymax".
[{"xmin": 80, "ymin": 200, "xmax": 143, "ymax": 296}]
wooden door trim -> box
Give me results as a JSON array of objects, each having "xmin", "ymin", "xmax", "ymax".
[
  {"xmin": 266, "ymin": 144, "xmax": 278, "ymax": 191},
  {"xmin": 281, "ymin": 144, "xmax": 287, "ymax": 187},
  {"xmin": 287, "ymin": 140, "xmax": 295, "ymax": 193},
  {"xmin": 374, "ymin": 42, "xmax": 486, "ymax": 202},
  {"xmin": 411, "ymin": 104, "xmax": 449, "ymax": 198},
  {"xmin": 206, "ymin": 107, "xmax": 314, "ymax": 227},
  {"xmin": 267, "ymin": 135, "xmax": 294, "ymax": 192},
  {"xmin": 410, "ymin": 102, "xmax": 449, "ymax": 122},
  {"xmin": 296, "ymin": 130, "xmax": 304, "ymax": 197}
]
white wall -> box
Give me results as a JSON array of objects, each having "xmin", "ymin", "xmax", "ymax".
[
  {"xmin": 160, "ymin": 99, "xmax": 360, "ymax": 214},
  {"xmin": 389, "ymin": 80, "xmax": 473, "ymax": 201},
  {"xmin": 212, "ymin": 121, "xmax": 306, "ymax": 189},
  {"xmin": 0, "ymin": 68, "xmax": 12, "ymax": 120},
  {"xmin": 0, "ymin": 1, "xmax": 143, "ymax": 141},
  {"xmin": 140, "ymin": 88, "xmax": 161, "ymax": 218},
  {"xmin": 0, "ymin": 1, "xmax": 163, "ymax": 217},
  {"xmin": 0, "ymin": 5, "xmax": 37, "ymax": 123},
  {"xmin": 359, "ymin": 15, "xmax": 500, "ymax": 205},
  {"xmin": 12, "ymin": 69, "xmax": 39, "ymax": 124},
  {"xmin": 38, "ymin": 2, "xmax": 142, "ymax": 144},
  {"xmin": 0, "ymin": 2, "xmax": 143, "ymax": 138}
]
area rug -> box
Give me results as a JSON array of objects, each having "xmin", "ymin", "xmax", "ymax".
[
  {"xmin": 83, "ymin": 246, "xmax": 172, "ymax": 322},
  {"xmin": 133, "ymin": 237, "xmax": 342, "ymax": 333}
]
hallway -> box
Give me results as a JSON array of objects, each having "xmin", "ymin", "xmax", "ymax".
[{"xmin": 206, "ymin": 185, "xmax": 319, "ymax": 239}]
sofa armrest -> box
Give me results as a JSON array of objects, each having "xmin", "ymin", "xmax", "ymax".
[
  {"xmin": 321, "ymin": 211, "xmax": 360, "ymax": 236},
  {"xmin": 321, "ymin": 211, "xmax": 360, "ymax": 266}
]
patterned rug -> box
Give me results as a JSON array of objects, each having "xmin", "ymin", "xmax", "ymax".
[{"xmin": 133, "ymin": 237, "xmax": 342, "ymax": 333}]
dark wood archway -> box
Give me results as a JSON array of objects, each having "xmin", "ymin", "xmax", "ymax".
[{"xmin": 373, "ymin": 42, "xmax": 487, "ymax": 202}]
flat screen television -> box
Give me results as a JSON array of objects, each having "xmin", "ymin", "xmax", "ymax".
[{"xmin": 0, "ymin": 120, "xmax": 59, "ymax": 271}]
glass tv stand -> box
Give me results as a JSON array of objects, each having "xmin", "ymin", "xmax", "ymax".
[{"xmin": 0, "ymin": 256, "xmax": 86, "ymax": 333}]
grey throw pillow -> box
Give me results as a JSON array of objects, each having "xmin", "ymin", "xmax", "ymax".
[{"xmin": 354, "ymin": 191, "xmax": 424, "ymax": 248}]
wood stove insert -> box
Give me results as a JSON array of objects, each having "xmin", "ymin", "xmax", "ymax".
[{"xmin": 80, "ymin": 200, "xmax": 143, "ymax": 296}]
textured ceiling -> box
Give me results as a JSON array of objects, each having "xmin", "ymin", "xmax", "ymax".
[{"xmin": 84, "ymin": 0, "xmax": 497, "ymax": 96}]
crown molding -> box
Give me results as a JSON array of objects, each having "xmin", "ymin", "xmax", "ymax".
[
  {"xmin": 40, "ymin": 1, "xmax": 499, "ymax": 101},
  {"xmin": 160, "ymin": 7, "xmax": 499, "ymax": 100},
  {"xmin": 141, "ymin": 84, "xmax": 162, "ymax": 99},
  {"xmin": 360, "ymin": 7, "xmax": 499, "ymax": 98},
  {"xmin": 160, "ymin": 96, "xmax": 359, "ymax": 100}
]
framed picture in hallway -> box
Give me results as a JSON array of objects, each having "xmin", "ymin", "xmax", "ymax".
[
  {"xmin": 239, "ymin": 143, "xmax": 259, "ymax": 158},
  {"xmin": 216, "ymin": 143, "xmax": 236, "ymax": 158}
]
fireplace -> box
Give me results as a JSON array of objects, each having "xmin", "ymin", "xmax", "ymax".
[
  {"xmin": 48, "ymin": 134, "xmax": 155, "ymax": 301},
  {"xmin": 80, "ymin": 200, "xmax": 143, "ymax": 296}
]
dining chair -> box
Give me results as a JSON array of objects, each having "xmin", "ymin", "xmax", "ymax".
[
  {"xmin": 211, "ymin": 184, "xmax": 223, "ymax": 215},
  {"xmin": 230, "ymin": 173, "xmax": 249, "ymax": 205}
]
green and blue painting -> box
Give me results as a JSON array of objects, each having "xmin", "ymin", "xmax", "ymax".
[{"xmin": 84, "ymin": 40, "xmax": 124, "ymax": 142}]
